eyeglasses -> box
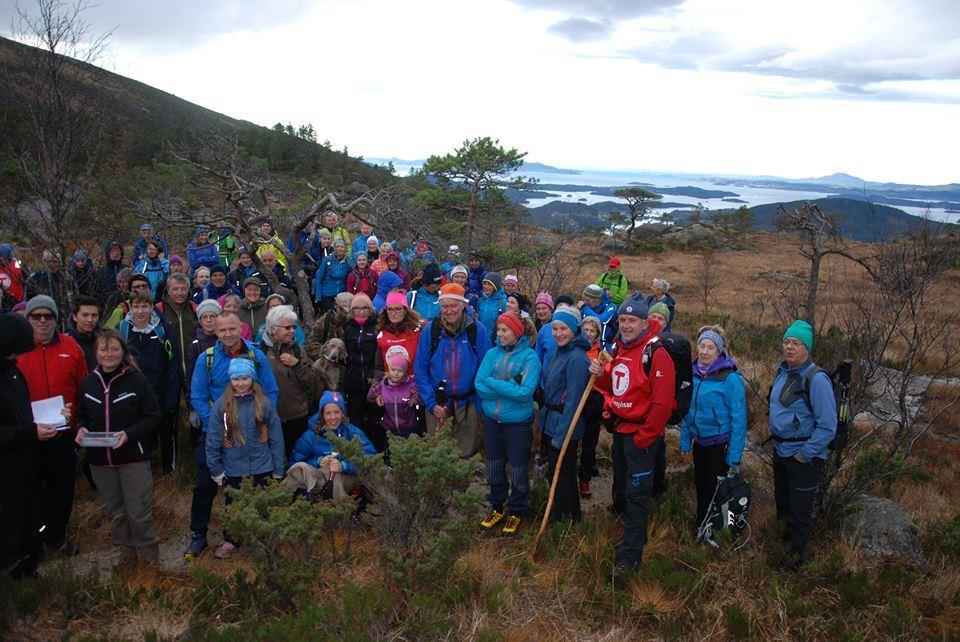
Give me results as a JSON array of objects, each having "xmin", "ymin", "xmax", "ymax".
[
  {"xmin": 386, "ymin": 307, "xmax": 405, "ymax": 313},
  {"xmin": 277, "ymin": 324, "xmax": 296, "ymax": 331},
  {"xmin": 130, "ymin": 283, "xmax": 149, "ymax": 290},
  {"xmin": 29, "ymin": 312, "xmax": 55, "ymax": 321}
]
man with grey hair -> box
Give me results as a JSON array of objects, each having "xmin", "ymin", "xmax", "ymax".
[
  {"xmin": 262, "ymin": 304, "xmax": 318, "ymax": 460},
  {"xmin": 25, "ymin": 250, "xmax": 66, "ymax": 306},
  {"xmin": 158, "ymin": 272, "xmax": 198, "ymax": 474},
  {"xmin": 644, "ymin": 278, "xmax": 676, "ymax": 330}
]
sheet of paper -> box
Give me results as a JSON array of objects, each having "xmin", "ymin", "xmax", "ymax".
[{"xmin": 31, "ymin": 395, "xmax": 67, "ymax": 428}]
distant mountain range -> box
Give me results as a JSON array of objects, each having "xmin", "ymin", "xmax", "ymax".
[{"xmin": 365, "ymin": 158, "xmax": 581, "ymax": 175}]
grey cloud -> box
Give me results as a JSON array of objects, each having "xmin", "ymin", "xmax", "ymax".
[
  {"xmin": 0, "ymin": 0, "xmax": 315, "ymax": 48},
  {"xmin": 547, "ymin": 17, "xmax": 612, "ymax": 42},
  {"xmin": 511, "ymin": 0, "xmax": 683, "ymax": 20}
]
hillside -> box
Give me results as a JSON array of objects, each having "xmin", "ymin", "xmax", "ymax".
[
  {"xmin": 0, "ymin": 36, "xmax": 394, "ymax": 188},
  {"xmin": 748, "ymin": 197, "xmax": 949, "ymax": 242}
]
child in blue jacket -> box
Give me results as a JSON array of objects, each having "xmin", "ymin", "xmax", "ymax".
[
  {"xmin": 288, "ymin": 391, "xmax": 377, "ymax": 501},
  {"xmin": 205, "ymin": 358, "xmax": 285, "ymax": 559}
]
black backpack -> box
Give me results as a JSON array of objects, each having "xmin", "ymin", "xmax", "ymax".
[
  {"xmin": 697, "ymin": 472, "xmax": 752, "ymax": 548},
  {"xmin": 429, "ymin": 319, "xmax": 478, "ymax": 358},
  {"xmin": 643, "ymin": 331, "xmax": 693, "ymax": 425}
]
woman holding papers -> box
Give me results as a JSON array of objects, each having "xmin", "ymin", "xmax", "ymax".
[{"xmin": 74, "ymin": 329, "xmax": 163, "ymax": 568}]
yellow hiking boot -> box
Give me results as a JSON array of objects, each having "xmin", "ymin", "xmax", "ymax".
[
  {"xmin": 502, "ymin": 515, "xmax": 522, "ymax": 535},
  {"xmin": 480, "ymin": 509, "xmax": 504, "ymax": 530}
]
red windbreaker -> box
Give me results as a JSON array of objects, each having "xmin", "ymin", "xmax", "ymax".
[
  {"xmin": 595, "ymin": 323, "xmax": 676, "ymax": 449},
  {"xmin": 376, "ymin": 325, "xmax": 422, "ymax": 375},
  {"xmin": 17, "ymin": 333, "xmax": 88, "ymax": 428}
]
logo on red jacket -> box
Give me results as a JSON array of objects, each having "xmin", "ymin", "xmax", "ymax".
[{"xmin": 612, "ymin": 363, "xmax": 631, "ymax": 396}]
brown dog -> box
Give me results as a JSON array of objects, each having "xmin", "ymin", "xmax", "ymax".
[{"xmin": 312, "ymin": 338, "xmax": 347, "ymax": 393}]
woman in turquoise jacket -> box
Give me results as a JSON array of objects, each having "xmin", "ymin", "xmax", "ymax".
[
  {"xmin": 679, "ymin": 326, "xmax": 747, "ymax": 526},
  {"xmin": 475, "ymin": 312, "xmax": 541, "ymax": 535}
]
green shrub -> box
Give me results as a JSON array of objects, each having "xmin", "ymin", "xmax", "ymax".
[
  {"xmin": 218, "ymin": 478, "xmax": 352, "ymax": 614},
  {"xmin": 330, "ymin": 431, "xmax": 484, "ymax": 599},
  {"xmin": 836, "ymin": 570, "xmax": 876, "ymax": 609}
]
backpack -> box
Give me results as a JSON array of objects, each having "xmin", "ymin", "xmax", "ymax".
[
  {"xmin": 768, "ymin": 359, "xmax": 852, "ymax": 451},
  {"xmin": 697, "ymin": 472, "xmax": 752, "ymax": 548},
  {"xmin": 642, "ymin": 331, "xmax": 693, "ymax": 425},
  {"xmin": 429, "ymin": 319, "xmax": 478, "ymax": 358},
  {"xmin": 120, "ymin": 319, "xmax": 173, "ymax": 360},
  {"xmin": 204, "ymin": 345, "xmax": 261, "ymax": 374}
]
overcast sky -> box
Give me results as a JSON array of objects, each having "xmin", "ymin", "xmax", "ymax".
[{"xmin": 4, "ymin": 0, "xmax": 958, "ymax": 183}]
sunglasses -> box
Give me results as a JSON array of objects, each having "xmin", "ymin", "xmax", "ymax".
[
  {"xmin": 277, "ymin": 324, "xmax": 296, "ymax": 331},
  {"xmin": 29, "ymin": 312, "xmax": 55, "ymax": 321}
]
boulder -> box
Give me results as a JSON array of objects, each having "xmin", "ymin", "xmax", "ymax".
[
  {"xmin": 662, "ymin": 222, "xmax": 737, "ymax": 250},
  {"xmin": 853, "ymin": 365, "xmax": 931, "ymax": 427},
  {"xmin": 841, "ymin": 494, "xmax": 926, "ymax": 567}
]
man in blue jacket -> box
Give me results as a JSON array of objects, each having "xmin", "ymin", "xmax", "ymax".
[
  {"xmin": 580, "ymin": 284, "xmax": 618, "ymax": 350},
  {"xmin": 185, "ymin": 311, "xmax": 279, "ymax": 559},
  {"xmin": 414, "ymin": 283, "xmax": 491, "ymax": 458},
  {"xmin": 314, "ymin": 239, "xmax": 351, "ymax": 312},
  {"xmin": 131, "ymin": 223, "xmax": 167, "ymax": 265},
  {"xmin": 186, "ymin": 227, "xmax": 221, "ymax": 276},
  {"xmin": 407, "ymin": 262, "xmax": 443, "ymax": 321},
  {"xmin": 768, "ymin": 319, "xmax": 837, "ymax": 571}
]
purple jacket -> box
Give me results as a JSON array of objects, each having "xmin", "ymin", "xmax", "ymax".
[{"xmin": 368, "ymin": 376, "xmax": 419, "ymax": 436}]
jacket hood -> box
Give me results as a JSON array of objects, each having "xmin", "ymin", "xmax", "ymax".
[
  {"xmin": 377, "ymin": 270, "xmax": 404, "ymax": 292},
  {"xmin": 103, "ymin": 240, "xmax": 124, "ymax": 262},
  {"xmin": 558, "ymin": 332, "xmax": 592, "ymax": 353},
  {"xmin": 124, "ymin": 310, "xmax": 161, "ymax": 333}
]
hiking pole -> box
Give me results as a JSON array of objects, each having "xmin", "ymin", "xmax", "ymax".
[{"xmin": 531, "ymin": 350, "xmax": 612, "ymax": 560}]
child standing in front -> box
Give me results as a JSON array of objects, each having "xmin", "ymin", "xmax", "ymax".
[
  {"xmin": 368, "ymin": 351, "xmax": 420, "ymax": 446},
  {"xmin": 205, "ymin": 358, "xmax": 285, "ymax": 559}
]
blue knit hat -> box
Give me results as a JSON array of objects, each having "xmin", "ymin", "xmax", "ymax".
[
  {"xmin": 551, "ymin": 304, "xmax": 581, "ymax": 334},
  {"xmin": 618, "ymin": 296, "xmax": 648, "ymax": 319},
  {"xmin": 318, "ymin": 390, "xmax": 346, "ymax": 414},
  {"xmin": 227, "ymin": 357, "xmax": 256, "ymax": 380}
]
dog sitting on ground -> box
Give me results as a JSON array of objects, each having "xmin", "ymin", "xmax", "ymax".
[{"xmin": 312, "ymin": 338, "xmax": 347, "ymax": 392}]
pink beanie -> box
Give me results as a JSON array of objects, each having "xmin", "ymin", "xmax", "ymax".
[
  {"xmin": 535, "ymin": 292, "xmax": 554, "ymax": 309},
  {"xmin": 385, "ymin": 291, "xmax": 408, "ymax": 309},
  {"xmin": 388, "ymin": 354, "xmax": 409, "ymax": 371}
]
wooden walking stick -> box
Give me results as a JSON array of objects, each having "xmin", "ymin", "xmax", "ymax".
[{"xmin": 531, "ymin": 350, "xmax": 612, "ymax": 559}]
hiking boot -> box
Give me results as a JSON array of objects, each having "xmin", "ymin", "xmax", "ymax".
[
  {"xmin": 183, "ymin": 534, "xmax": 207, "ymax": 560},
  {"xmin": 579, "ymin": 481, "xmax": 592, "ymax": 498},
  {"xmin": 213, "ymin": 542, "xmax": 236, "ymax": 560},
  {"xmin": 611, "ymin": 561, "xmax": 640, "ymax": 583},
  {"xmin": 501, "ymin": 515, "xmax": 522, "ymax": 535},
  {"xmin": 479, "ymin": 509, "xmax": 505, "ymax": 530}
]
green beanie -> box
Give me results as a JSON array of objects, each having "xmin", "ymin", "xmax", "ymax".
[
  {"xmin": 649, "ymin": 302, "xmax": 670, "ymax": 320},
  {"xmin": 783, "ymin": 319, "xmax": 814, "ymax": 352}
]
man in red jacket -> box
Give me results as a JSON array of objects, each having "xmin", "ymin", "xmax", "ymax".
[
  {"xmin": 18, "ymin": 295, "xmax": 88, "ymax": 555},
  {"xmin": 591, "ymin": 296, "xmax": 675, "ymax": 581}
]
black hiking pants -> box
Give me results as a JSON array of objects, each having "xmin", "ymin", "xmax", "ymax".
[
  {"xmin": 693, "ymin": 441, "xmax": 728, "ymax": 527},
  {"xmin": 613, "ymin": 433, "xmax": 660, "ymax": 568},
  {"xmin": 773, "ymin": 454, "xmax": 823, "ymax": 557}
]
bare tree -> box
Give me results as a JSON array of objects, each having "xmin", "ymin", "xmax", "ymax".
[
  {"xmin": 693, "ymin": 247, "xmax": 721, "ymax": 313},
  {"xmin": 0, "ymin": 0, "xmax": 113, "ymax": 314},
  {"xmin": 816, "ymin": 227, "xmax": 960, "ymax": 520},
  {"xmin": 143, "ymin": 137, "xmax": 412, "ymax": 327},
  {"xmin": 775, "ymin": 202, "xmax": 860, "ymax": 329}
]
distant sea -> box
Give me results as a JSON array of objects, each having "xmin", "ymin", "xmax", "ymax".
[{"xmin": 387, "ymin": 163, "xmax": 956, "ymax": 223}]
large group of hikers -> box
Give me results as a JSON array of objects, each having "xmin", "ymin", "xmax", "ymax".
[{"xmin": 0, "ymin": 212, "xmax": 839, "ymax": 583}]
